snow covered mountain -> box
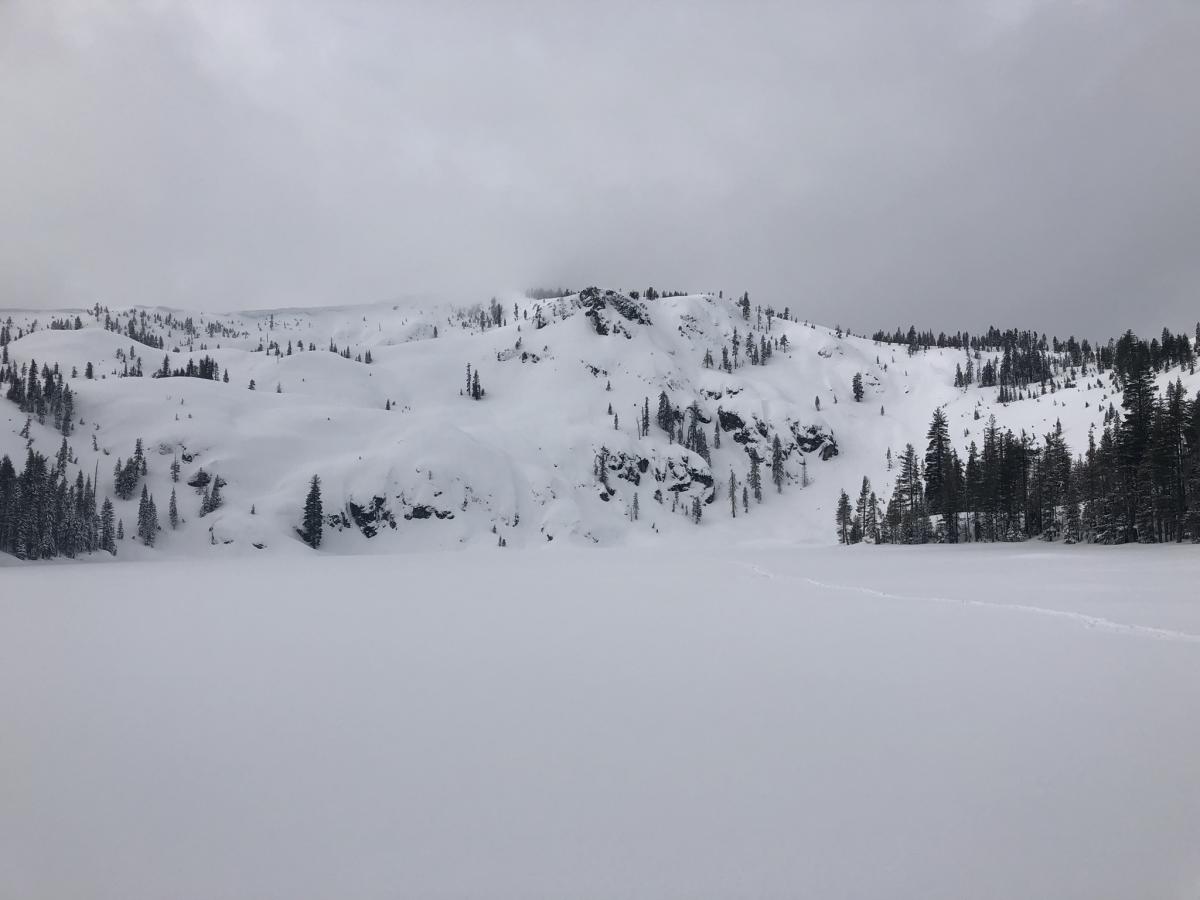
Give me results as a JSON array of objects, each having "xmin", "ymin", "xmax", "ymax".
[{"xmin": 2, "ymin": 289, "xmax": 1196, "ymax": 559}]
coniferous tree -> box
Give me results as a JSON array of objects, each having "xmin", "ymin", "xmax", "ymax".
[
  {"xmin": 100, "ymin": 498, "xmax": 115, "ymax": 554},
  {"xmin": 771, "ymin": 436, "xmax": 784, "ymax": 493},
  {"xmin": 137, "ymin": 486, "xmax": 158, "ymax": 546},
  {"xmin": 299, "ymin": 475, "xmax": 323, "ymax": 548},
  {"xmin": 199, "ymin": 475, "xmax": 224, "ymax": 516},
  {"xmin": 656, "ymin": 391, "xmax": 673, "ymax": 433},
  {"xmin": 1063, "ymin": 468, "xmax": 1081, "ymax": 543},
  {"xmin": 854, "ymin": 477, "xmax": 875, "ymax": 544},
  {"xmin": 924, "ymin": 408, "xmax": 951, "ymax": 512},
  {"xmin": 836, "ymin": 490, "xmax": 853, "ymax": 544}
]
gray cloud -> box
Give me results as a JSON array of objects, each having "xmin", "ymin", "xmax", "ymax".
[{"xmin": 1, "ymin": 0, "xmax": 1197, "ymax": 337}]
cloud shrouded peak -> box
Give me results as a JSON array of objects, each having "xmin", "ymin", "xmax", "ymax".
[{"xmin": 1, "ymin": 0, "xmax": 1197, "ymax": 337}]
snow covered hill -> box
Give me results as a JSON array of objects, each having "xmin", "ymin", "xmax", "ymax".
[{"xmin": 2, "ymin": 290, "xmax": 1196, "ymax": 559}]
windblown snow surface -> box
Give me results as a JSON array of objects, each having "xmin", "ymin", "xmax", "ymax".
[{"xmin": 3, "ymin": 545, "xmax": 1200, "ymax": 900}]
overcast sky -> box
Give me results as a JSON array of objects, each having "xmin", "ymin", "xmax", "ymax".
[{"xmin": 1, "ymin": 1, "xmax": 1196, "ymax": 336}]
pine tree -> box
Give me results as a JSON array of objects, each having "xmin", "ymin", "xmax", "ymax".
[
  {"xmin": 771, "ymin": 436, "xmax": 784, "ymax": 493},
  {"xmin": 854, "ymin": 477, "xmax": 874, "ymax": 544},
  {"xmin": 852, "ymin": 373, "xmax": 864, "ymax": 402},
  {"xmin": 100, "ymin": 498, "xmax": 115, "ymax": 554},
  {"xmin": 924, "ymin": 408, "xmax": 950, "ymax": 512},
  {"xmin": 1063, "ymin": 469, "xmax": 1081, "ymax": 544},
  {"xmin": 137, "ymin": 486, "xmax": 158, "ymax": 546},
  {"xmin": 836, "ymin": 490, "xmax": 853, "ymax": 544},
  {"xmin": 867, "ymin": 491, "xmax": 880, "ymax": 544},
  {"xmin": 168, "ymin": 487, "xmax": 179, "ymax": 529},
  {"xmin": 299, "ymin": 475, "xmax": 323, "ymax": 548},
  {"xmin": 60, "ymin": 385, "xmax": 74, "ymax": 435},
  {"xmin": 656, "ymin": 391, "xmax": 672, "ymax": 433},
  {"xmin": 894, "ymin": 444, "xmax": 929, "ymax": 543}
]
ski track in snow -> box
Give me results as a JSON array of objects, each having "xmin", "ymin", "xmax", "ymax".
[{"xmin": 741, "ymin": 563, "xmax": 1200, "ymax": 644}]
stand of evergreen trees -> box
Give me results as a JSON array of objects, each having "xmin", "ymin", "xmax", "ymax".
[
  {"xmin": 1, "ymin": 358, "xmax": 76, "ymax": 435},
  {"xmin": 0, "ymin": 432, "xmax": 168, "ymax": 559},
  {"xmin": 842, "ymin": 362, "xmax": 1200, "ymax": 545},
  {"xmin": 156, "ymin": 354, "xmax": 220, "ymax": 380},
  {"xmin": 102, "ymin": 308, "xmax": 165, "ymax": 349},
  {"xmin": 875, "ymin": 323, "xmax": 1197, "ymax": 366},
  {"xmin": 0, "ymin": 450, "xmax": 111, "ymax": 559},
  {"xmin": 876, "ymin": 323, "xmax": 1197, "ymax": 400}
]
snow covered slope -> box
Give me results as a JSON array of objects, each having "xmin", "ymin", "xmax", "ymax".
[{"xmin": 2, "ymin": 291, "xmax": 1196, "ymax": 557}]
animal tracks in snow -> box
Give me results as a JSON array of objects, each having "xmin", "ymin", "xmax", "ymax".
[{"xmin": 741, "ymin": 562, "xmax": 1200, "ymax": 645}]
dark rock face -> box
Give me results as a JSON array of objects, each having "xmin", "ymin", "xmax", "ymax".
[
  {"xmin": 404, "ymin": 504, "xmax": 455, "ymax": 521},
  {"xmin": 600, "ymin": 450, "xmax": 650, "ymax": 486},
  {"xmin": 579, "ymin": 287, "xmax": 651, "ymax": 335},
  {"xmin": 658, "ymin": 457, "xmax": 714, "ymax": 500},
  {"xmin": 717, "ymin": 409, "xmax": 745, "ymax": 432},
  {"xmin": 718, "ymin": 407, "xmax": 839, "ymax": 465},
  {"xmin": 328, "ymin": 493, "xmax": 456, "ymax": 538},
  {"xmin": 792, "ymin": 423, "xmax": 839, "ymax": 460},
  {"xmin": 594, "ymin": 447, "xmax": 717, "ymax": 505},
  {"xmin": 348, "ymin": 495, "xmax": 396, "ymax": 538}
]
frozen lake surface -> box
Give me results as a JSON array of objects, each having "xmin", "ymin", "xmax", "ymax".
[{"xmin": 3, "ymin": 544, "xmax": 1198, "ymax": 899}]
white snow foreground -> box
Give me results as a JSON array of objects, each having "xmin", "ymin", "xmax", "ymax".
[
  {"xmin": 3, "ymin": 545, "xmax": 1199, "ymax": 899},
  {"xmin": 6, "ymin": 290, "xmax": 1193, "ymax": 556}
]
